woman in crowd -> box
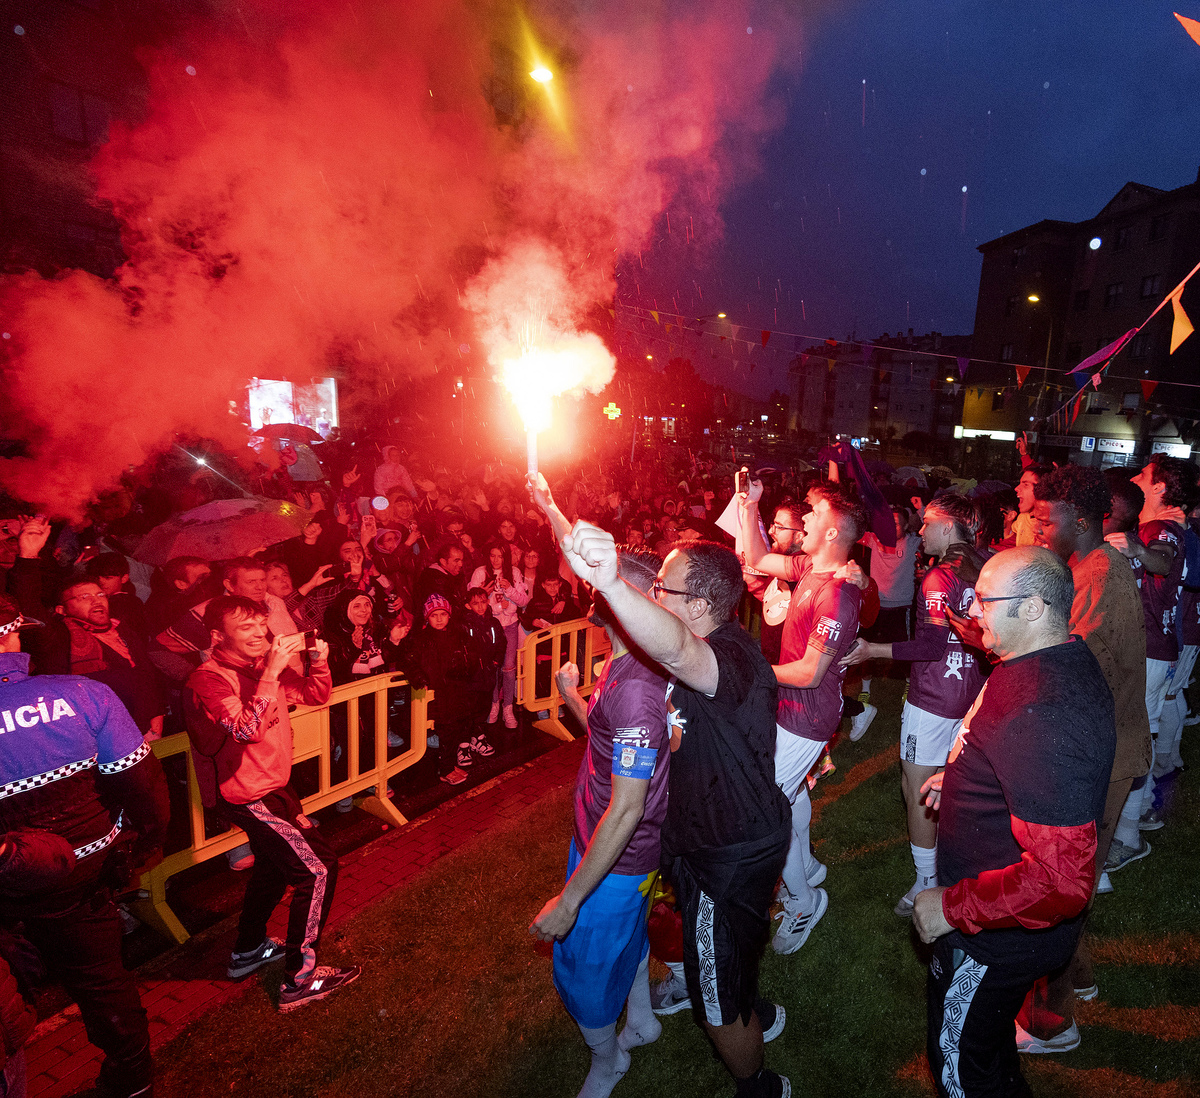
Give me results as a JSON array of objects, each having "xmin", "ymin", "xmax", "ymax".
[{"xmin": 468, "ymin": 543, "xmax": 530, "ymax": 729}]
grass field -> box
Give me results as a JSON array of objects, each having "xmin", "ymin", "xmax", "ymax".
[{"xmin": 148, "ymin": 678, "xmax": 1200, "ymax": 1098}]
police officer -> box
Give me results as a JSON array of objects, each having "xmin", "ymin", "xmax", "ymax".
[{"xmin": 0, "ymin": 594, "xmax": 169, "ymax": 1097}]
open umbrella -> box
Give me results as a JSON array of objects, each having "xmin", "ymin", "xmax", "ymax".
[
  {"xmin": 133, "ymin": 498, "xmax": 311, "ymax": 567},
  {"xmin": 251, "ymin": 423, "xmax": 325, "ymax": 444}
]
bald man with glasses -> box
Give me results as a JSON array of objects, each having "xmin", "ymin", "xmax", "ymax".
[{"xmin": 913, "ymin": 547, "xmax": 1115, "ymax": 1098}]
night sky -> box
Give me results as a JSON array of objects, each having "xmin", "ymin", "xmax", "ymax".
[{"xmin": 677, "ymin": 1, "xmax": 1200, "ymax": 395}]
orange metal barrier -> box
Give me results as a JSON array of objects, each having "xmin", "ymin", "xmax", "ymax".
[
  {"xmin": 517, "ymin": 617, "xmax": 611, "ymax": 740},
  {"xmin": 131, "ymin": 673, "xmax": 431, "ymax": 944}
]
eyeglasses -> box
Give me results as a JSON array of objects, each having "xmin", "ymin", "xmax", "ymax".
[
  {"xmin": 769, "ymin": 521, "xmax": 803, "ymax": 532},
  {"xmin": 652, "ymin": 582, "xmax": 700, "ymax": 600},
  {"xmin": 971, "ymin": 593, "xmax": 1048, "ymax": 607}
]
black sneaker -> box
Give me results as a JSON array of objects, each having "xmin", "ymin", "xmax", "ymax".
[
  {"xmin": 278, "ymin": 965, "xmax": 361, "ymax": 1013},
  {"xmin": 227, "ymin": 937, "xmax": 286, "ymax": 980}
]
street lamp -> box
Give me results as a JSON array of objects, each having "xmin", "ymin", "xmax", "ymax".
[{"xmin": 1025, "ymin": 295, "xmax": 1054, "ymax": 457}]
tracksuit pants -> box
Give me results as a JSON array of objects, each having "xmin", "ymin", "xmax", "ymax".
[{"xmin": 220, "ymin": 785, "xmax": 339, "ymax": 986}]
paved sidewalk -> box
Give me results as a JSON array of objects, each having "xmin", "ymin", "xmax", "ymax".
[{"xmin": 27, "ymin": 736, "xmax": 586, "ymax": 1098}]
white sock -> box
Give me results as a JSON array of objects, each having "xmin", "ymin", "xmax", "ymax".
[
  {"xmin": 861, "ymin": 678, "xmax": 872, "ymax": 696},
  {"xmin": 665, "ymin": 960, "xmax": 685, "ymax": 983},
  {"xmin": 1114, "ymin": 784, "xmax": 1143, "ymax": 848},
  {"xmin": 911, "ymin": 843, "xmax": 938, "ymax": 890},
  {"xmin": 577, "ymin": 1023, "xmax": 630, "ymax": 1098},
  {"xmin": 618, "ymin": 955, "xmax": 661, "ymax": 1051}
]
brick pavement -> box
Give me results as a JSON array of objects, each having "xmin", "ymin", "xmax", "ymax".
[{"xmin": 26, "ymin": 736, "xmax": 586, "ymax": 1098}]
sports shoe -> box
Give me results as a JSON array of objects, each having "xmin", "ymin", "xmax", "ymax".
[
  {"xmin": 1095, "ymin": 870, "xmax": 1113, "ymax": 895},
  {"xmin": 487, "ymin": 699, "xmax": 501, "ymax": 724},
  {"xmin": 806, "ymin": 860, "xmax": 827, "ymax": 887},
  {"xmin": 386, "ymin": 731, "xmax": 405, "ymax": 748},
  {"xmin": 1104, "ymin": 836, "xmax": 1151, "ymax": 873},
  {"xmin": 335, "ymin": 796, "xmax": 354, "ymax": 813},
  {"xmin": 439, "ymin": 767, "xmax": 468, "ymax": 785},
  {"xmin": 1138, "ymin": 808, "xmax": 1165, "ymax": 832},
  {"xmin": 228, "ymin": 937, "xmax": 286, "ymax": 980},
  {"xmin": 1185, "ymin": 708, "xmax": 1200, "ymax": 726},
  {"xmin": 759, "ymin": 1000, "xmax": 786, "ymax": 1043},
  {"xmin": 502, "ymin": 704, "xmax": 518, "ymax": 728},
  {"xmin": 760, "ymin": 1070, "xmax": 791, "ymax": 1098},
  {"xmin": 278, "ymin": 964, "xmax": 361, "ymax": 1013},
  {"xmin": 1014, "ymin": 1020, "xmax": 1080, "ymax": 1054},
  {"xmin": 470, "ymin": 734, "xmax": 495, "ymax": 757},
  {"xmin": 1074, "ymin": 983, "xmax": 1099, "ymax": 1002},
  {"xmin": 456, "ymin": 744, "xmax": 474, "ymax": 768},
  {"xmin": 849, "ymin": 703, "xmax": 878, "ymax": 742},
  {"xmin": 650, "ymin": 972, "xmax": 692, "ymax": 1015},
  {"xmin": 772, "ymin": 887, "xmax": 828, "ymax": 954},
  {"xmin": 427, "ymin": 733, "xmax": 440, "ymax": 749},
  {"xmin": 227, "ymin": 843, "xmax": 255, "ymax": 871}
]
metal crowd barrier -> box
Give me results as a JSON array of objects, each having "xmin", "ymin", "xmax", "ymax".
[
  {"xmin": 517, "ymin": 617, "xmax": 612, "ymax": 741},
  {"xmin": 131, "ymin": 673, "xmax": 431, "ymax": 944}
]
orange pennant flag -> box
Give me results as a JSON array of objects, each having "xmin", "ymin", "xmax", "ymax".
[
  {"xmin": 826, "ymin": 358, "xmax": 836, "ymax": 372},
  {"xmin": 1014, "ymin": 364, "xmax": 1030, "ymax": 388},
  {"xmin": 1175, "ymin": 11, "xmax": 1200, "ymax": 47},
  {"xmin": 1171, "ymin": 291, "xmax": 1194, "ymax": 353},
  {"xmin": 665, "ymin": 322, "xmax": 673, "ymax": 333},
  {"xmin": 650, "ymin": 310, "xmax": 660, "ymax": 325}
]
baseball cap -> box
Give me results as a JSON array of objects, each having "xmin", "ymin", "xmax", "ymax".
[{"xmin": 0, "ymin": 594, "xmax": 44, "ymax": 639}]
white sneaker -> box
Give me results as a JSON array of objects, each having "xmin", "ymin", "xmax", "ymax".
[
  {"xmin": 849, "ymin": 703, "xmax": 878, "ymax": 742},
  {"xmin": 502, "ymin": 704, "xmax": 518, "ymax": 729},
  {"xmin": 1015, "ymin": 1020, "xmax": 1080, "ymax": 1054},
  {"xmin": 650, "ymin": 972, "xmax": 692, "ymax": 1015},
  {"xmin": 772, "ymin": 888, "xmax": 829, "ymax": 954},
  {"xmin": 487, "ymin": 700, "xmax": 501, "ymax": 724},
  {"xmin": 1096, "ymin": 870, "xmax": 1113, "ymax": 894}
]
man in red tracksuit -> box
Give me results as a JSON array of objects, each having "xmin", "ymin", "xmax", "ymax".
[
  {"xmin": 186, "ymin": 595, "xmax": 360, "ymax": 1012},
  {"xmin": 913, "ymin": 548, "xmax": 1115, "ymax": 1098}
]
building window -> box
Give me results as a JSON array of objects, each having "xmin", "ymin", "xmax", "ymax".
[
  {"xmin": 1103, "ymin": 282, "xmax": 1124, "ymax": 311},
  {"xmin": 1000, "ymin": 343, "xmax": 1015, "ymax": 362},
  {"xmin": 1130, "ymin": 333, "xmax": 1149, "ymax": 359},
  {"xmin": 1073, "ymin": 289, "xmax": 1090, "ymax": 312},
  {"xmin": 1005, "ymin": 295, "xmax": 1018, "ymax": 316},
  {"xmin": 1123, "ymin": 391, "xmax": 1140, "ymax": 410},
  {"xmin": 49, "ymin": 82, "xmax": 109, "ymax": 145},
  {"xmin": 1141, "ymin": 274, "xmax": 1163, "ymax": 299},
  {"xmin": 1065, "ymin": 341, "xmax": 1082, "ymax": 365},
  {"xmin": 1149, "ymin": 215, "xmax": 1169, "ymax": 242},
  {"xmin": 1011, "ymin": 246, "xmax": 1026, "ymax": 268},
  {"xmin": 1113, "ymin": 226, "xmax": 1131, "ymax": 253}
]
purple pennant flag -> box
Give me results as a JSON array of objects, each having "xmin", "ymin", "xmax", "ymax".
[
  {"xmin": 957, "ymin": 356, "xmax": 969, "ymax": 378},
  {"xmin": 1069, "ymin": 329, "xmax": 1138, "ymax": 373}
]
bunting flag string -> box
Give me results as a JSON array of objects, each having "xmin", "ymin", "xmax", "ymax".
[{"xmin": 1170, "ymin": 288, "xmax": 1194, "ymax": 353}]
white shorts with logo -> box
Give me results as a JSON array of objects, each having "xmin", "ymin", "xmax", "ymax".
[{"xmin": 900, "ymin": 700, "xmax": 962, "ymax": 767}]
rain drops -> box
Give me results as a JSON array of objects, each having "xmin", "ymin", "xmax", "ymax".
[
  {"xmin": 1043, "ymin": 81, "xmax": 1050, "ymax": 89},
  {"xmin": 185, "ymin": 65, "xmax": 196, "ymax": 76},
  {"xmin": 962, "ymin": 185, "xmax": 968, "ymax": 193},
  {"xmin": 920, "ymin": 168, "xmax": 927, "ymax": 176},
  {"xmin": 13, "ymin": 24, "xmax": 23, "ymax": 34},
  {"xmin": 746, "ymin": 26, "xmax": 753, "ymax": 34}
]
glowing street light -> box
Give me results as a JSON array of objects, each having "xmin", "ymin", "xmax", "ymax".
[
  {"xmin": 717, "ymin": 312, "xmax": 727, "ymax": 318},
  {"xmin": 1027, "ymin": 294, "xmax": 1039, "ymax": 303},
  {"xmin": 530, "ymin": 67, "xmax": 553, "ymax": 83}
]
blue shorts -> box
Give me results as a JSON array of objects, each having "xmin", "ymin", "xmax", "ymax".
[{"xmin": 552, "ymin": 839, "xmax": 657, "ymax": 1028}]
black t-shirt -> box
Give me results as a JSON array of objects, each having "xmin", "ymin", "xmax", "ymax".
[
  {"xmin": 661, "ymin": 621, "xmax": 791, "ymax": 857},
  {"xmin": 938, "ymin": 637, "xmax": 1115, "ymax": 970}
]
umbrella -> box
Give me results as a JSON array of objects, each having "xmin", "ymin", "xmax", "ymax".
[
  {"xmin": 251, "ymin": 423, "xmax": 324, "ymax": 444},
  {"xmin": 133, "ymin": 498, "xmax": 311, "ymax": 567},
  {"xmin": 893, "ymin": 466, "xmax": 927, "ymax": 488}
]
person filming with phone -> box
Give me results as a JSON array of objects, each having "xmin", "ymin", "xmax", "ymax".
[{"xmin": 185, "ymin": 595, "xmax": 361, "ymax": 1013}]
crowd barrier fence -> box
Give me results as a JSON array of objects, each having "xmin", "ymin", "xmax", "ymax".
[
  {"xmin": 132, "ymin": 673, "xmax": 431, "ymax": 944},
  {"xmin": 516, "ymin": 617, "xmax": 612, "ymax": 740}
]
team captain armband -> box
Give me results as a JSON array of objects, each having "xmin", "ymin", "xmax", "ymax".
[{"xmin": 612, "ymin": 729, "xmax": 657, "ymax": 779}]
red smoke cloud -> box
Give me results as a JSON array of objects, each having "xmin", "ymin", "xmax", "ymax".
[{"xmin": 0, "ymin": 0, "xmax": 800, "ymax": 515}]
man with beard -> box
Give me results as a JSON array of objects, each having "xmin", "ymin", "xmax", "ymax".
[
  {"xmin": 528, "ymin": 481, "xmax": 669, "ymax": 1098},
  {"xmin": 740, "ymin": 482, "xmax": 868, "ymax": 954}
]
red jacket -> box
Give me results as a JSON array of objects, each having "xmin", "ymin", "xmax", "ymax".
[{"xmin": 185, "ymin": 652, "xmax": 331, "ymax": 807}]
